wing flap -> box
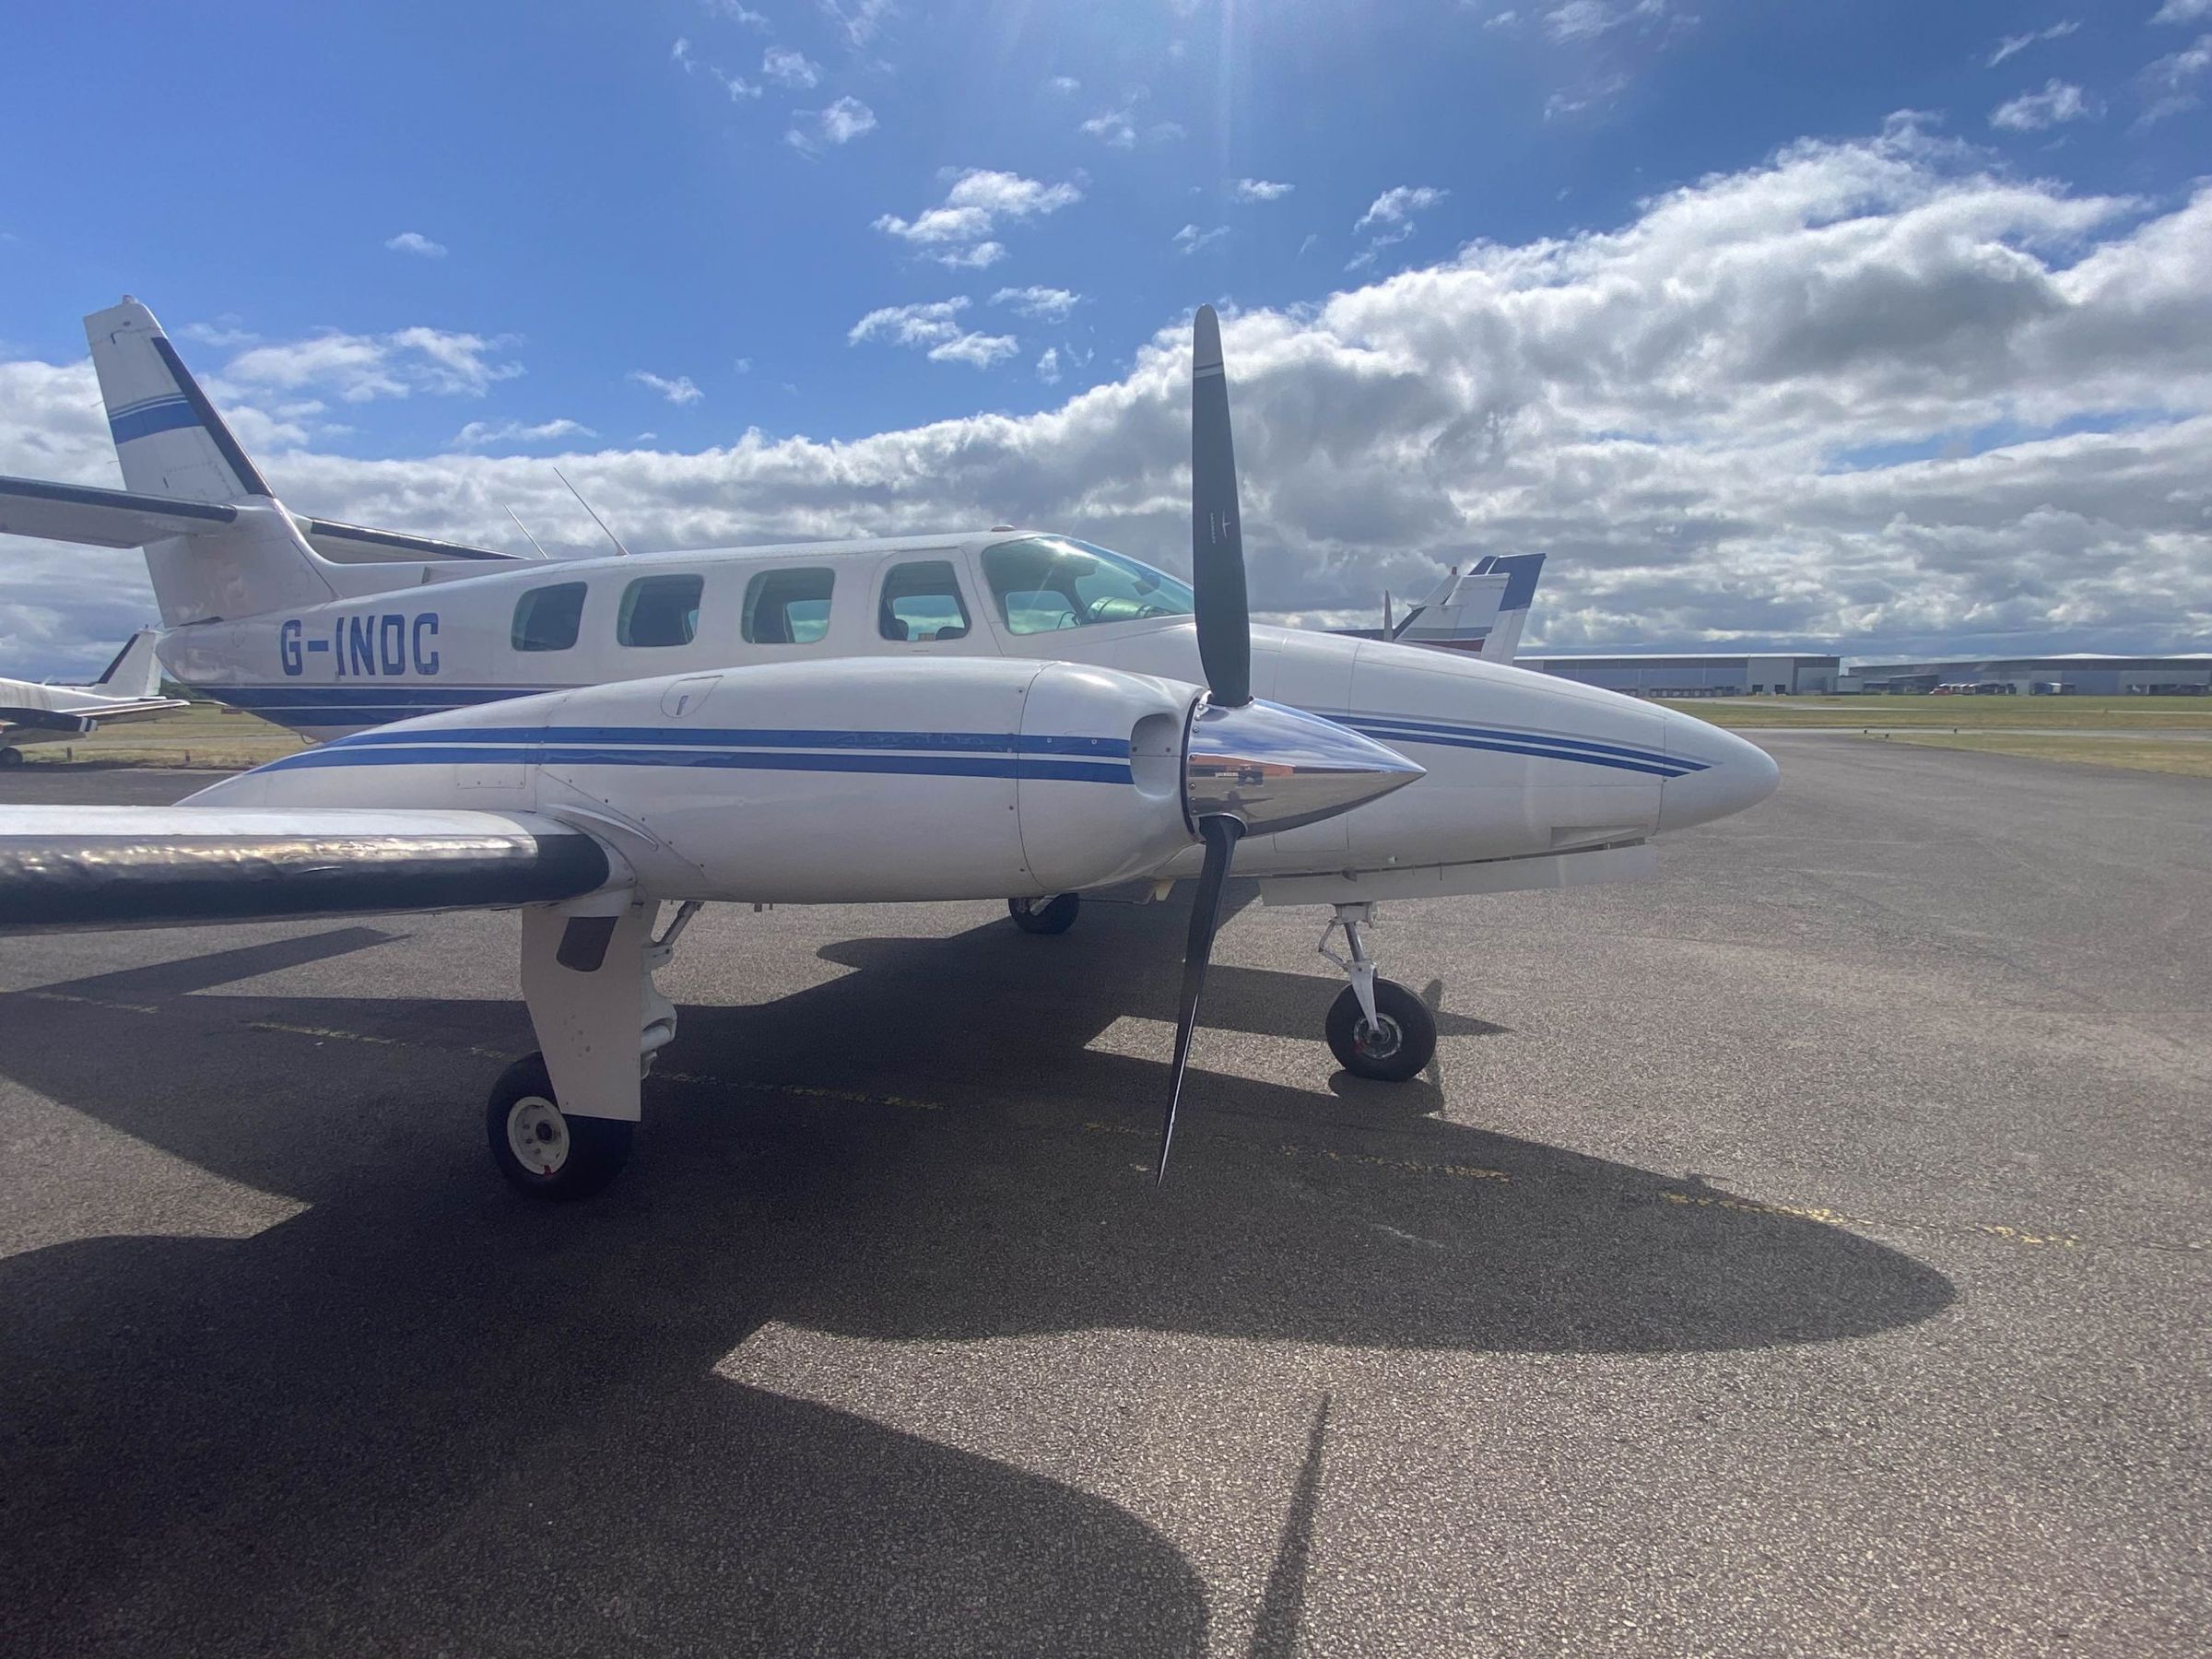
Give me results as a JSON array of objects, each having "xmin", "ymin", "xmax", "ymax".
[
  {"xmin": 0, "ymin": 806, "xmax": 611, "ymax": 933},
  {"xmin": 0, "ymin": 475, "xmax": 238, "ymax": 548}
]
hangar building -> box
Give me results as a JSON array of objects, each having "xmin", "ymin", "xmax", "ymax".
[
  {"xmin": 1514, "ymin": 654, "xmax": 1841, "ymax": 696},
  {"xmin": 1840, "ymin": 656, "xmax": 2212, "ymax": 695}
]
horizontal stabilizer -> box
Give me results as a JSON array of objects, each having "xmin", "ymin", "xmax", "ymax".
[
  {"xmin": 0, "ymin": 807, "xmax": 611, "ymax": 934},
  {"xmin": 0, "ymin": 475, "xmax": 238, "ymax": 548},
  {"xmin": 299, "ymin": 516, "xmax": 524, "ymax": 565}
]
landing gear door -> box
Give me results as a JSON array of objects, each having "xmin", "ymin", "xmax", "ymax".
[{"xmin": 1266, "ymin": 632, "xmax": 1357, "ymax": 861}]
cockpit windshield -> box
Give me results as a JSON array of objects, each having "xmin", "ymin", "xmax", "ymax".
[{"xmin": 981, "ymin": 535, "xmax": 1196, "ymax": 635}]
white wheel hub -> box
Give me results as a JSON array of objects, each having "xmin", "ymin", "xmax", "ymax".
[{"xmin": 506, "ymin": 1095, "xmax": 570, "ymax": 1177}]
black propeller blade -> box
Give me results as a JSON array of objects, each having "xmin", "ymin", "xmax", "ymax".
[
  {"xmin": 1156, "ymin": 812, "xmax": 1243, "ymax": 1183},
  {"xmin": 1191, "ymin": 303, "xmax": 1252, "ymax": 709}
]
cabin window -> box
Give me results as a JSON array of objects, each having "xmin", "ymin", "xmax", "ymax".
[
  {"xmin": 878, "ymin": 559, "xmax": 972, "ymax": 642},
  {"xmin": 511, "ymin": 582, "xmax": 588, "ymax": 653},
  {"xmin": 982, "ymin": 535, "xmax": 1194, "ymax": 635},
  {"xmin": 617, "ymin": 573, "xmax": 704, "ymax": 648},
  {"xmin": 742, "ymin": 567, "xmax": 835, "ymax": 644}
]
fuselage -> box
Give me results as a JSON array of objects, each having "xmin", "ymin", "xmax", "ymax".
[{"xmin": 162, "ymin": 529, "xmax": 1776, "ymax": 885}]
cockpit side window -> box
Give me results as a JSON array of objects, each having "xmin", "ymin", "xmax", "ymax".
[
  {"xmin": 981, "ymin": 536, "xmax": 1195, "ymax": 636},
  {"xmin": 878, "ymin": 559, "xmax": 972, "ymax": 642}
]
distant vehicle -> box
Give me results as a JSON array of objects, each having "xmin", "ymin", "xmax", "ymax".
[
  {"xmin": 2031, "ymin": 681, "xmax": 2076, "ymax": 696},
  {"xmin": 1971, "ymin": 682, "xmax": 2016, "ymax": 695},
  {"xmin": 2127, "ymin": 683, "xmax": 2208, "ymax": 696},
  {"xmin": 0, "ymin": 629, "xmax": 189, "ymax": 767}
]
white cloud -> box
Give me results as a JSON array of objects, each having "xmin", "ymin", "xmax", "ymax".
[
  {"xmin": 1080, "ymin": 88, "xmax": 1183, "ymax": 148},
  {"xmin": 11, "ymin": 126, "xmax": 2212, "ymax": 673},
  {"xmin": 1172, "ymin": 223, "xmax": 1228, "ymax": 254},
  {"xmin": 734, "ymin": 357, "xmax": 753, "ymax": 374},
  {"xmin": 992, "ymin": 286, "xmax": 1082, "ymax": 321},
  {"xmin": 672, "ymin": 36, "xmax": 696, "ymax": 70},
  {"xmin": 713, "ymin": 66, "xmax": 762, "ymax": 100},
  {"xmin": 1987, "ymin": 20, "xmax": 2077, "ymax": 67},
  {"xmin": 1348, "ymin": 186, "xmax": 1449, "ymax": 268},
  {"xmin": 451, "ymin": 418, "xmax": 594, "ymax": 451},
  {"xmin": 1231, "ymin": 178, "xmax": 1294, "ymax": 203},
  {"xmin": 708, "ymin": 1, "xmax": 771, "ymax": 25},
  {"xmin": 1543, "ymin": 0, "xmax": 1680, "ymax": 43},
  {"xmin": 1036, "ymin": 347, "xmax": 1062, "ymax": 384},
  {"xmin": 874, "ymin": 170, "xmax": 1083, "ymax": 261},
  {"xmin": 1483, "ymin": 10, "xmax": 1520, "ymax": 29},
  {"xmin": 2138, "ymin": 33, "xmax": 2212, "ymax": 124},
  {"xmin": 847, "ymin": 298, "xmax": 1018, "ymax": 368},
  {"xmin": 629, "ymin": 370, "xmax": 704, "ymax": 405},
  {"xmin": 384, "ymin": 231, "xmax": 448, "ymax": 260},
  {"xmin": 1045, "ymin": 75, "xmax": 1080, "ymax": 94},
  {"xmin": 179, "ymin": 318, "xmax": 257, "ymax": 347},
  {"xmin": 818, "ymin": 0, "xmax": 895, "ymax": 48},
  {"xmin": 222, "ymin": 328, "xmax": 520, "ymax": 402},
  {"xmin": 762, "ymin": 46, "xmax": 820, "ymax": 88},
  {"xmin": 1355, "ymin": 185, "xmax": 1448, "ymax": 234},
  {"xmin": 786, "ymin": 95, "xmax": 876, "ymax": 152},
  {"xmin": 2152, "ymin": 0, "xmax": 2211, "ymax": 23},
  {"xmin": 1990, "ymin": 78, "xmax": 2100, "ymax": 131}
]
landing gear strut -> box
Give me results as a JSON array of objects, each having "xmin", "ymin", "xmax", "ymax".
[
  {"xmin": 1319, "ymin": 903, "xmax": 1436, "ymax": 1081},
  {"xmin": 488, "ymin": 896, "xmax": 702, "ymax": 1200},
  {"xmin": 1008, "ymin": 892, "xmax": 1080, "ymax": 935}
]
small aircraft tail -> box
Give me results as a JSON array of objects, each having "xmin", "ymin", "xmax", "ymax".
[
  {"xmin": 88, "ymin": 629, "xmax": 163, "ymax": 697},
  {"xmin": 1389, "ymin": 554, "xmax": 1546, "ymax": 663},
  {"xmin": 0, "ymin": 300, "xmax": 526, "ymax": 630}
]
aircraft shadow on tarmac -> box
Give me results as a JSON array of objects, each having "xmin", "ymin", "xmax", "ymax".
[{"xmin": 0, "ymin": 912, "xmax": 1954, "ymax": 1655}]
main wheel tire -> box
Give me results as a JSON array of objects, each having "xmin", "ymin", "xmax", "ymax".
[
  {"xmin": 1326, "ymin": 979, "xmax": 1438, "ymax": 1082},
  {"xmin": 1008, "ymin": 893, "xmax": 1080, "ymax": 935},
  {"xmin": 0, "ymin": 747, "xmax": 23, "ymax": 769},
  {"xmin": 485, "ymin": 1053, "xmax": 633, "ymax": 1201}
]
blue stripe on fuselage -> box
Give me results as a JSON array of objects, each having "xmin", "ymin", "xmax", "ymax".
[{"xmin": 255, "ymin": 743, "xmax": 1133, "ymax": 785}]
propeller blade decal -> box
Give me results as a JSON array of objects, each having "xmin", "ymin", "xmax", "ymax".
[
  {"xmin": 1191, "ymin": 304, "xmax": 1252, "ymax": 708},
  {"xmin": 1156, "ymin": 811, "xmax": 1243, "ymax": 1183}
]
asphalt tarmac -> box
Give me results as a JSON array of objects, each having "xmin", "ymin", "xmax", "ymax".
[{"xmin": 1, "ymin": 738, "xmax": 2206, "ymax": 1656}]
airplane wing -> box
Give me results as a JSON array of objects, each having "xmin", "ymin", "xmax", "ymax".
[{"xmin": 0, "ymin": 806, "xmax": 611, "ymax": 933}]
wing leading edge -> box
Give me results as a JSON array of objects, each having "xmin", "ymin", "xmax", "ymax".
[{"xmin": 0, "ymin": 806, "xmax": 611, "ymax": 934}]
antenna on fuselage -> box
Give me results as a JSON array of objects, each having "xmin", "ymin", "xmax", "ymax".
[
  {"xmin": 504, "ymin": 506, "xmax": 552, "ymax": 560},
  {"xmin": 553, "ymin": 466, "xmax": 632, "ymax": 558}
]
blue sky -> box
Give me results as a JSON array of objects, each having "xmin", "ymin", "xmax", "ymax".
[
  {"xmin": 4, "ymin": 0, "xmax": 2199, "ymax": 451},
  {"xmin": 4, "ymin": 1, "xmax": 2211, "ymax": 671}
]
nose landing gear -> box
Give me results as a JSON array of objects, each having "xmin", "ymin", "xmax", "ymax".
[
  {"xmin": 1008, "ymin": 892, "xmax": 1080, "ymax": 935},
  {"xmin": 1319, "ymin": 903, "xmax": 1436, "ymax": 1081}
]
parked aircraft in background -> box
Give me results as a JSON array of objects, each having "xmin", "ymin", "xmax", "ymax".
[
  {"xmin": 1331, "ymin": 555, "xmax": 1546, "ymax": 664},
  {"xmin": 0, "ymin": 629, "xmax": 189, "ymax": 766},
  {"xmin": 0, "ymin": 298, "xmax": 1777, "ymax": 1198}
]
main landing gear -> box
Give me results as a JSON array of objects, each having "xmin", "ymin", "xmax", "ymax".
[
  {"xmin": 1008, "ymin": 892, "xmax": 1080, "ymax": 935},
  {"xmin": 0, "ymin": 747, "xmax": 23, "ymax": 769},
  {"xmin": 485, "ymin": 897, "xmax": 702, "ymax": 1200},
  {"xmin": 1319, "ymin": 902, "xmax": 1436, "ymax": 1082}
]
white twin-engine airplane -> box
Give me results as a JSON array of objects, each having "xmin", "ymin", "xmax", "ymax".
[
  {"xmin": 0, "ymin": 298, "xmax": 1776, "ymax": 1198},
  {"xmin": 0, "ymin": 629, "xmax": 189, "ymax": 764}
]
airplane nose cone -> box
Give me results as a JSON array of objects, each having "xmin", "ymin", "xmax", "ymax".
[{"xmin": 1655, "ymin": 712, "xmax": 1780, "ymax": 834}]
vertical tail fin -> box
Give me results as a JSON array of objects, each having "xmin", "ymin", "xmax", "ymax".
[
  {"xmin": 88, "ymin": 299, "xmax": 274, "ymax": 505},
  {"xmin": 89, "ymin": 629, "xmax": 163, "ymax": 696},
  {"xmin": 80, "ymin": 298, "xmax": 335, "ymax": 624},
  {"xmin": 1477, "ymin": 554, "xmax": 1544, "ymax": 665}
]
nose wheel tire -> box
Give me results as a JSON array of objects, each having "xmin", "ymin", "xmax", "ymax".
[
  {"xmin": 1008, "ymin": 893, "xmax": 1080, "ymax": 935},
  {"xmin": 486, "ymin": 1053, "xmax": 633, "ymax": 1200},
  {"xmin": 1325, "ymin": 979, "xmax": 1437, "ymax": 1082}
]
